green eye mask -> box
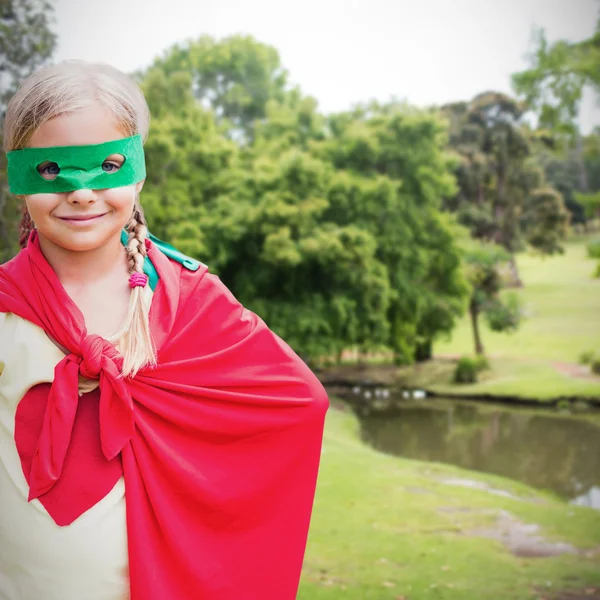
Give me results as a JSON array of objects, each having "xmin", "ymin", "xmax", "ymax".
[{"xmin": 7, "ymin": 134, "xmax": 146, "ymax": 195}]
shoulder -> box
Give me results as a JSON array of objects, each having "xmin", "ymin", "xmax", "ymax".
[
  {"xmin": 144, "ymin": 234, "xmax": 246, "ymax": 326},
  {"xmin": 177, "ymin": 262, "xmax": 254, "ymax": 335},
  {"xmin": 144, "ymin": 237, "xmax": 257, "ymax": 347},
  {"xmin": 0, "ymin": 247, "xmax": 28, "ymax": 280},
  {"xmin": 147, "ymin": 233, "xmax": 206, "ymax": 272},
  {"xmin": 0, "ymin": 312, "xmax": 63, "ymax": 374}
]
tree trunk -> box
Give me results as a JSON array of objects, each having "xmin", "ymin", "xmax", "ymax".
[
  {"xmin": 575, "ymin": 134, "xmax": 589, "ymax": 192},
  {"xmin": 506, "ymin": 254, "xmax": 523, "ymax": 288},
  {"xmin": 469, "ymin": 298, "xmax": 485, "ymax": 355},
  {"xmin": 415, "ymin": 339, "xmax": 432, "ymax": 362},
  {"xmin": 494, "ymin": 163, "xmax": 507, "ymax": 248}
]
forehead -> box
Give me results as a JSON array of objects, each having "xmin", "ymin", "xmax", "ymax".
[{"xmin": 27, "ymin": 104, "xmax": 126, "ymax": 149}]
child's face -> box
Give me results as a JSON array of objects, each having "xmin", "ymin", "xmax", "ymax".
[{"xmin": 23, "ymin": 103, "xmax": 145, "ymax": 255}]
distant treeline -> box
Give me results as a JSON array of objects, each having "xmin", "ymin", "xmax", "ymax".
[{"xmin": 2, "ymin": 2, "xmax": 599, "ymax": 362}]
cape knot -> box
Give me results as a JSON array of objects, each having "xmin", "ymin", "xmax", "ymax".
[{"xmin": 79, "ymin": 334, "xmax": 121, "ymax": 379}]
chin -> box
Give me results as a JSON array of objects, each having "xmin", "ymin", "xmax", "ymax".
[{"xmin": 42, "ymin": 227, "xmax": 124, "ymax": 254}]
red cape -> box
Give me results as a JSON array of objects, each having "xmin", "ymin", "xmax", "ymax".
[{"xmin": 0, "ymin": 231, "xmax": 328, "ymax": 599}]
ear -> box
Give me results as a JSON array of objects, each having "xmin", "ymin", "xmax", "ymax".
[{"xmin": 135, "ymin": 178, "xmax": 145, "ymax": 194}]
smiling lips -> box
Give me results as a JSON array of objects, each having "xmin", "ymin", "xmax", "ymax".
[{"xmin": 56, "ymin": 213, "xmax": 107, "ymax": 222}]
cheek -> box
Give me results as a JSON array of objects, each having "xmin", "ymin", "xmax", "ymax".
[
  {"xmin": 24, "ymin": 194, "xmax": 61, "ymax": 221},
  {"xmin": 103, "ymin": 187, "xmax": 136, "ymax": 214}
]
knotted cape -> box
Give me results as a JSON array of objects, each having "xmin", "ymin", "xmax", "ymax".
[{"xmin": 0, "ymin": 231, "xmax": 328, "ymax": 599}]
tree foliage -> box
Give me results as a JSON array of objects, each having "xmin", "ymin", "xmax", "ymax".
[
  {"xmin": 441, "ymin": 92, "xmax": 569, "ymax": 266},
  {"xmin": 462, "ymin": 240, "xmax": 522, "ymax": 356},
  {"xmin": 147, "ymin": 34, "xmax": 289, "ymax": 136},
  {"xmin": 1, "ymin": 29, "xmax": 580, "ymax": 364},
  {"xmin": 0, "ymin": 0, "xmax": 57, "ymax": 260},
  {"xmin": 137, "ymin": 38, "xmax": 469, "ymax": 363},
  {"xmin": 512, "ymin": 20, "xmax": 600, "ymax": 134}
]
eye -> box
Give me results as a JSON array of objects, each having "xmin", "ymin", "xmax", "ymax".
[
  {"xmin": 102, "ymin": 153, "xmax": 125, "ymax": 174},
  {"xmin": 36, "ymin": 161, "xmax": 60, "ymax": 181}
]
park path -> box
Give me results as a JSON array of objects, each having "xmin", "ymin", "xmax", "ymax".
[{"xmin": 552, "ymin": 360, "xmax": 600, "ymax": 382}]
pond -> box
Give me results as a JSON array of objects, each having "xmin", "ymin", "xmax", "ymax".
[{"xmin": 345, "ymin": 393, "xmax": 600, "ymax": 509}]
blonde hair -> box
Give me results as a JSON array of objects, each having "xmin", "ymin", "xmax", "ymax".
[{"xmin": 4, "ymin": 59, "xmax": 156, "ymax": 377}]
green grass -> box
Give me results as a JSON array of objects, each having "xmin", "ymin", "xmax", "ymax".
[
  {"xmin": 298, "ymin": 407, "xmax": 600, "ymax": 600},
  {"xmin": 397, "ymin": 357, "xmax": 600, "ymax": 401},
  {"xmin": 435, "ymin": 237, "xmax": 600, "ymax": 363}
]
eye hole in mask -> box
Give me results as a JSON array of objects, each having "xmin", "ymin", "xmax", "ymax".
[
  {"xmin": 102, "ymin": 153, "xmax": 126, "ymax": 174},
  {"xmin": 35, "ymin": 153, "xmax": 126, "ymax": 182},
  {"xmin": 36, "ymin": 161, "xmax": 60, "ymax": 181}
]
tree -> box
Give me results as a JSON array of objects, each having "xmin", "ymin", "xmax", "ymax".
[
  {"xmin": 512, "ymin": 20, "xmax": 600, "ymax": 216},
  {"xmin": 140, "ymin": 58, "xmax": 392, "ymax": 361},
  {"xmin": 441, "ymin": 92, "xmax": 569, "ymax": 284},
  {"xmin": 140, "ymin": 67, "xmax": 242, "ymax": 260},
  {"xmin": 512, "ymin": 20, "xmax": 600, "ymax": 134},
  {"xmin": 0, "ymin": 0, "xmax": 57, "ymax": 260},
  {"xmin": 582, "ymin": 128, "xmax": 600, "ymax": 192},
  {"xmin": 140, "ymin": 51, "xmax": 469, "ymax": 363},
  {"xmin": 146, "ymin": 34, "xmax": 289, "ymax": 136},
  {"xmin": 535, "ymin": 149, "xmax": 586, "ymax": 225},
  {"xmin": 316, "ymin": 102, "xmax": 468, "ymax": 363},
  {"xmin": 463, "ymin": 241, "xmax": 521, "ymax": 356},
  {"xmin": 575, "ymin": 190, "xmax": 600, "ymax": 220}
]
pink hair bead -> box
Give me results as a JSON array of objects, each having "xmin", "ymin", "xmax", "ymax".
[{"xmin": 129, "ymin": 272, "xmax": 148, "ymax": 288}]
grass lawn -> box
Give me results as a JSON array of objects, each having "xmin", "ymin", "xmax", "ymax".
[
  {"xmin": 331, "ymin": 236, "xmax": 600, "ymax": 402},
  {"xmin": 298, "ymin": 406, "xmax": 600, "ymax": 600},
  {"xmin": 435, "ymin": 236, "xmax": 600, "ymax": 364},
  {"xmin": 396, "ymin": 357, "xmax": 600, "ymax": 401}
]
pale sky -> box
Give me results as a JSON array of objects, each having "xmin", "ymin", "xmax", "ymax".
[{"xmin": 53, "ymin": 0, "xmax": 600, "ymax": 131}]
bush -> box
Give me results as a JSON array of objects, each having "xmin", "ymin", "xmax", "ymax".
[
  {"xmin": 579, "ymin": 350, "xmax": 595, "ymax": 365},
  {"xmin": 474, "ymin": 355, "xmax": 490, "ymax": 371},
  {"xmin": 453, "ymin": 355, "xmax": 488, "ymax": 384},
  {"xmin": 592, "ymin": 359, "xmax": 600, "ymax": 376},
  {"xmin": 587, "ymin": 240, "xmax": 600, "ymax": 260},
  {"xmin": 485, "ymin": 293, "xmax": 521, "ymax": 332}
]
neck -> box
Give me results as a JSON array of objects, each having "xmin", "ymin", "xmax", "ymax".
[{"xmin": 37, "ymin": 231, "xmax": 128, "ymax": 288}]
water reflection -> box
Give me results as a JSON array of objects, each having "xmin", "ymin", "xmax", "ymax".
[{"xmin": 354, "ymin": 399, "xmax": 600, "ymax": 508}]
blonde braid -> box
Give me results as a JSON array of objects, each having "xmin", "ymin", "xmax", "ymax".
[
  {"xmin": 19, "ymin": 205, "xmax": 34, "ymax": 248},
  {"xmin": 117, "ymin": 198, "xmax": 157, "ymax": 376}
]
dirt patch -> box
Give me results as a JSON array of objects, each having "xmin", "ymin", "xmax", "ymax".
[
  {"xmin": 469, "ymin": 510, "xmax": 577, "ymax": 558},
  {"xmin": 432, "ymin": 482, "xmax": 574, "ymax": 558},
  {"xmin": 438, "ymin": 477, "xmax": 543, "ymax": 503},
  {"xmin": 552, "ymin": 361, "xmax": 600, "ymax": 383}
]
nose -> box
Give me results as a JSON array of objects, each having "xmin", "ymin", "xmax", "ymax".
[{"xmin": 66, "ymin": 188, "xmax": 98, "ymax": 204}]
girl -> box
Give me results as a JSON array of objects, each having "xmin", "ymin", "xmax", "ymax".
[{"xmin": 0, "ymin": 60, "xmax": 328, "ymax": 600}]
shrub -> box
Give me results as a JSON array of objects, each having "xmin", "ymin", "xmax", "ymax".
[
  {"xmin": 592, "ymin": 359, "xmax": 600, "ymax": 376},
  {"xmin": 485, "ymin": 293, "xmax": 522, "ymax": 332},
  {"xmin": 453, "ymin": 356, "xmax": 487, "ymax": 384},
  {"xmin": 474, "ymin": 355, "xmax": 490, "ymax": 371},
  {"xmin": 587, "ymin": 239, "xmax": 600, "ymax": 260},
  {"xmin": 579, "ymin": 350, "xmax": 595, "ymax": 365}
]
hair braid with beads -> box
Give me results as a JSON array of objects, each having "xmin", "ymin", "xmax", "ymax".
[{"xmin": 118, "ymin": 197, "xmax": 157, "ymax": 376}]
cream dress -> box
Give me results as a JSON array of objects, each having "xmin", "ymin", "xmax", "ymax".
[{"xmin": 0, "ymin": 311, "xmax": 129, "ymax": 600}]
